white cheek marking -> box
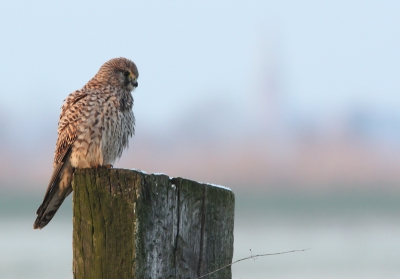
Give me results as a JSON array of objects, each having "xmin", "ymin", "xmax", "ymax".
[{"xmin": 127, "ymin": 83, "xmax": 134, "ymax": 91}]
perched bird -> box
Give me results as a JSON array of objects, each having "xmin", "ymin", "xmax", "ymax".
[{"xmin": 33, "ymin": 57, "xmax": 139, "ymax": 229}]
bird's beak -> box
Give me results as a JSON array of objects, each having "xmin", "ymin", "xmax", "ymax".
[{"xmin": 129, "ymin": 73, "xmax": 138, "ymax": 88}]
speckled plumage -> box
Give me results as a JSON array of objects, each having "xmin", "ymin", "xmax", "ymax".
[{"xmin": 34, "ymin": 57, "xmax": 139, "ymax": 229}]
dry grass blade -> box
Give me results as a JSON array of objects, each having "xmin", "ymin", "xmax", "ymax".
[{"xmin": 197, "ymin": 248, "xmax": 310, "ymax": 279}]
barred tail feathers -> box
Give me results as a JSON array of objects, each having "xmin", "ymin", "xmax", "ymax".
[{"xmin": 33, "ymin": 162, "xmax": 74, "ymax": 229}]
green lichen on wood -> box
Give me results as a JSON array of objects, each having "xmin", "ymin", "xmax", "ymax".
[
  {"xmin": 73, "ymin": 168, "xmax": 138, "ymax": 279},
  {"xmin": 72, "ymin": 168, "xmax": 234, "ymax": 279}
]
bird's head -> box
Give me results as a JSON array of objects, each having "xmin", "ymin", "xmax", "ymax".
[{"xmin": 93, "ymin": 57, "xmax": 139, "ymax": 91}]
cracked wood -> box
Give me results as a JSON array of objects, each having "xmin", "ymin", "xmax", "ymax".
[{"xmin": 72, "ymin": 168, "xmax": 235, "ymax": 279}]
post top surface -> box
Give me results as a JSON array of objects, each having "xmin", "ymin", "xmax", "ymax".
[{"xmin": 129, "ymin": 168, "xmax": 232, "ymax": 192}]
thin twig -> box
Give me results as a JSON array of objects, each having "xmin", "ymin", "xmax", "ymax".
[{"xmin": 196, "ymin": 248, "xmax": 310, "ymax": 279}]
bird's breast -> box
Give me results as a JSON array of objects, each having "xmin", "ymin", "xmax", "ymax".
[{"xmin": 70, "ymin": 93, "xmax": 134, "ymax": 168}]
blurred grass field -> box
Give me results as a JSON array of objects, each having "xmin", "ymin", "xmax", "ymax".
[{"xmin": 1, "ymin": 188, "xmax": 399, "ymax": 279}]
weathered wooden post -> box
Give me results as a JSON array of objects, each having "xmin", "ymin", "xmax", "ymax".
[{"xmin": 72, "ymin": 168, "xmax": 235, "ymax": 279}]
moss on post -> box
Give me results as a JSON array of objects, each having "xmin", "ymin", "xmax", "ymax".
[{"xmin": 72, "ymin": 168, "xmax": 235, "ymax": 279}]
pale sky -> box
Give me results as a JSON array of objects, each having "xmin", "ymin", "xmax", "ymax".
[{"xmin": 1, "ymin": 1, "xmax": 399, "ymax": 133}]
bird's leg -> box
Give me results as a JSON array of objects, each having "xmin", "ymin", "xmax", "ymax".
[{"xmin": 104, "ymin": 164, "xmax": 113, "ymax": 169}]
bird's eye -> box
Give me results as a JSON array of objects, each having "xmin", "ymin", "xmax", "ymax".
[{"xmin": 123, "ymin": 71, "xmax": 130, "ymax": 77}]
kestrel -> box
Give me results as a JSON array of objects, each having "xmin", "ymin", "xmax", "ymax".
[{"xmin": 33, "ymin": 57, "xmax": 139, "ymax": 229}]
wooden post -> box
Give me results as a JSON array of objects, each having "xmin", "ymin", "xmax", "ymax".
[{"xmin": 72, "ymin": 168, "xmax": 235, "ymax": 279}]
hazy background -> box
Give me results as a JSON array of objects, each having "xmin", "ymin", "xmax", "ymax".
[{"xmin": 1, "ymin": 1, "xmax": 399, "ymax": 278}]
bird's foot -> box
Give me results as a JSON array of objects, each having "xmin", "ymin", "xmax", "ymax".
[{"xmin": 93, "ymin": 164, "xmax": 113, "ymax": 169}]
